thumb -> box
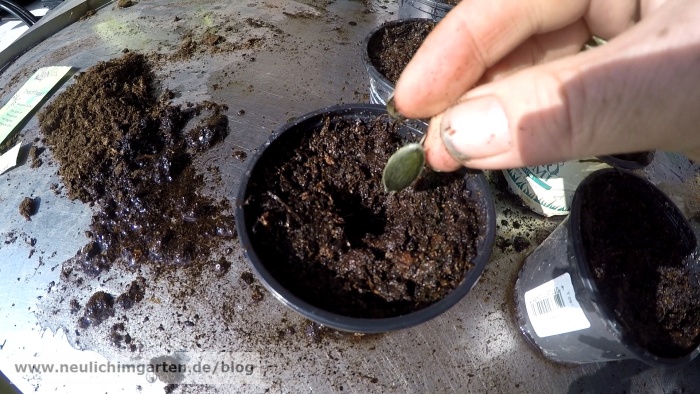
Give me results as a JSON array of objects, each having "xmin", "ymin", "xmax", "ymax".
[{"xmin": 426, "ymin": 5, "xmax": 700, "ymax": 171}]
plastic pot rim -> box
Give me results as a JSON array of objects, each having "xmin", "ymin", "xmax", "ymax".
[
  {"xmin": 234, "ymin": 103, "xmax": 496, "ymax": 333},
  {"xmin": 596, "ymin": 151, "xmax": 655, "ymax": 170},
  {"xmin": 569, "ymin": 168, "xmax": 700, "ymax": 366},
  {"xmin": 400, "ymin": 0, "xmax": 455, "ymax": 9}
]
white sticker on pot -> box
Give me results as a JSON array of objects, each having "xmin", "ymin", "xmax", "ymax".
[{"xmin": 524, "ymin": 273, "xmax": 590, "ymax": 337}]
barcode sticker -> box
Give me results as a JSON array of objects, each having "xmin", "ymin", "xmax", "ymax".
[{"xmin": 524, "ymin": 273, "xmax": 590, "ymax": 337}]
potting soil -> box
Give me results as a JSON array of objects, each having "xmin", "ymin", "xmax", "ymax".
[
  {"xmin": 246, "ymin": 116, "xmax": 482, "ymax": 318},
  {"xmin": 368, "ymin": 19, "xmax": 435, "ymax": 85},
  {"xmin": 38, "ymin": 52, "xmax": 236, "ymax": 275}
]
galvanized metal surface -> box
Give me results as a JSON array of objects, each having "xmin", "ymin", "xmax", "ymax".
[{"xmin": 1, "ymin": 1, "xmax": 700, "ymax": 393}]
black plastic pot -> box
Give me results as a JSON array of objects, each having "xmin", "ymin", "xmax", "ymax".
[
  {"xmin": 362, "ymin": 18, "xmax": 434, "ymax": 106},
  {"xmin": 361, "ymin": 19, "xmax": 432, "ymax": 133},
  {"xmin": 361, "ymin": 19, "xmax": 397, "ymax": 106},
  {"xmin": 235, "ymin": 104, "xmax": 496, "ymax": 333},
  {"xmin": 597, "ymin": 151, "xmax": 655, "ymax": 170},
  {"xmin": 398, "ymin": 0, "xmax": 453, "ymax": 21},
  {"xmin": 514, "ymin": 169, "xmax": 699, "ymax": 366}
]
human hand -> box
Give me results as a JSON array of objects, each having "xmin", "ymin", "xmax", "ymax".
[{"xmin": 392, "ymin": 0, "xmax": 700, "ymax": 171}]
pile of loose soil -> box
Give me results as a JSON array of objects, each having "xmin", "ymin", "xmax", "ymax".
[
  {"xmin": 368, "ymin": 20, "xmax": 436, "ymax": 85},
  {"xmin": 38, "ymin": 52, "xmax": 235, "ymax": 275},
  {"xmin": 580, "ymin": 171, "xmax": 700, "ymax": 358},
  {"xmin": 245, "ymin": 116, "xmax": 483, "ymax": 318}
]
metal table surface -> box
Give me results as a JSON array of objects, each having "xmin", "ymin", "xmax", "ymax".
[{"xmin": 1, "ymin": 1, "xmax": 700, "ymax": 393}]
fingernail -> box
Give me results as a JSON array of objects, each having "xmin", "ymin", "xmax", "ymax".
[
  {"xmin": 386, "ymin": 93, "xmax": 405, "ymax": 121},
  {"xmin": 440, "ymin": 96, "xmax": 511, "ymax": 161}
]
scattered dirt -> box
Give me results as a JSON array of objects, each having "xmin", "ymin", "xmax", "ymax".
[
  {"xmin": 117, "ymin": 0, "xmax": 134, "ymax": 8},
  {"xmin": 231, "ymin": 148, "xmax": 247, "ymax": 161},
  {"xmin": 115, "ymin": 277, "xmax": 146, "ymax": 309},
  {"xmin": 29, "ymin": 145, "xmax": 43, "ymax": 168},
  {"xmin": 512, "ymin": 236, "xmax": 530, "ymax": 252},
  {"xmin": 79, "ymin": 10, "xmax": 97, "ymax": 21},
  {"xmin": 50, "ymin": 183, "xmax": 62, "ymax": 195},
  {"xmin": 245, "ymin": 18, "xmax": 285, "ymax": 35},
  {"xmin": 244, "ymin": 115, "xmax": 483, "ymax": 318},
  {"xmin": 157, "ymin": 29, "xmax": 267, "ymax": 63},
  {"xmin": 367, "ymin": 19, "xmax": 435, "ymax": 85},
  {"xmin": 19, "ymin": 197, "xmax": 37, "ymax": 220},
  {"xmin": 581, "ymin": 171, "xmax": 700, "ymax": 358},
  {"xmin": 38, "ymin": 52, "xmax": 235, "ymax": 276}
]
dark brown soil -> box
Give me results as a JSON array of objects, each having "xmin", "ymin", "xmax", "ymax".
[
  {"xmin": 368, "ymin": 20, "xmax": 436, "ymax": 85},
  {"xmin": 79, "ymin": 291, "xmax": 115, "ymax": 328},
  {"xmin": 231, "ymin": 148, "xmax": 247, "ymax": 161},
  {"xmin": 245, "ymin": 116, "xmax": 482, "ymax": 318},
  {"xmin": 19, "ymin": 197, "xmax": 37, "ymax": 220},
  {"xmin": 115, "ymin": 277, "xmax": 146, "ymax": 310},
  {"xmin": 580, "ymin": 171, "xmax": 700, "ymax": 358},
  {"xmin": 38, "ymin": 53, "xmax": 235, "ymax": 275},
  {"xmin": 29, "ymin": 145, "xmax": 43, "ymax": 168},
  {"xmin": 117, "ymin": 0, "xmax": 134, "ymax": 8}
]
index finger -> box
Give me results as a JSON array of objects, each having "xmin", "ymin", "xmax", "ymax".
[{"xmin": 393, "ymin": 0, "xmax": 590, "ymax": 118}]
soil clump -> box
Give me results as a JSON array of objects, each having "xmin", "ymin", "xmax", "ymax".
[{"xmin": 19, "ymin": 197, "xmax": 37, "ymax": 220}]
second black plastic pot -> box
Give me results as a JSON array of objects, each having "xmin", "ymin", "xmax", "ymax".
[
  {"xmin": 514, "ymin": 169, "xmax": 700, "ymax": 366},
  {"xmin": 235, "ymin": 104, "xmax": 496, "ymax": 333},
  {"xmin": 361, "ymin": 19, "xmax": 433, "ymax": 134}
]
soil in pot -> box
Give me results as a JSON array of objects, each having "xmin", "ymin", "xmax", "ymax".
[
  {"xmin": 245, "ymin": 115, "xmax": 483, "ymax": 318},
  {"xmin": 579, "ymin": 171, "xmax": 700, "ymax": 358},
  {"xmin": 368, "ymin": 19, "xmax": 436, "ymax": 85}
]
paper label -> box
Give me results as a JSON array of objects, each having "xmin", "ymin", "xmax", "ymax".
[
  {"xmin": 524, "ymin": 273, "xmax": 591, "ymax": 337},
  {"xmin": 0, "ymin": 142, "xmax": 22, "ymax": 175},
  {"xmin": 0, "ymin": 66, "xmax": 73, "ymax": 144},
  {"xmin": 503, "ymin": 159, "xmax": 610, "ymax": 217}
]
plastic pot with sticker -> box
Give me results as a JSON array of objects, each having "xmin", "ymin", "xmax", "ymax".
[{"xmin": 514, "ymin": 169, "xmax": 700, "ymax": 366}]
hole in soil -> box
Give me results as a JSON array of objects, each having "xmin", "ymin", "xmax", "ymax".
[{"xmin": 331, "ymin": 189, "xmax": 386, "ymax": 247}]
